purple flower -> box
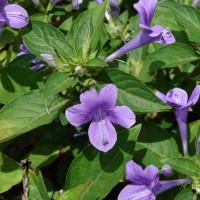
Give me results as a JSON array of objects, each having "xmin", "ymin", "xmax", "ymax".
[
  {"xmin": 18, "ymin": 43, "xmax": 44, "ymax": 70},
  {"xmin": 193, "ymin": 0, "xmax": 200, "ymax": 7},
  {"xmin": 72, "ymin": 0, "xmax": 83, "ymax": 10},
  {"xmin": 65, "ymin": 84, "xmax": 136, "ymax": 152},
  {"xmin": 40, "ymin": 53, "xmax": 56, "ymax": 67},
  {"xmin": 0, "ymin": 0, "xmax": 29, "ymax": 35},
  {"xmin": 105, "ymin": 0, "xmax": 175, "ymax": 62},
  {"xmin": 156, "ymin": 86, "xmax": 200, "ymax": 155},
  {"xmin": 118, "ymin": 161, "xmax": 191, "ymax": 200},
  {"xmin": 109, "ymin": 0, "xmax": 119, "ymax": 19}
]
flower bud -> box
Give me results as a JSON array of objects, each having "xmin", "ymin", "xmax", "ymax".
[
  {"xmin": 40, "ymin": 53, "xmax": 56, "ymax": 67},
  {"xmin": 161, "ymin": 164, "xmax": 173, "ymax": 177},
  {"xmin": 75, "ymin": 66, "xmax": 84, "ymax": 75}
]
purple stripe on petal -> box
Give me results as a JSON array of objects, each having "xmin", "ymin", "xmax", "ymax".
[
  {"xmin": 99, "ymin": 84, "xmax": 118, "ymax": 110},
  {"xmin": 152, "ymin": 179, "xmax": 191, "ymax": 195},
  {"xmin": 108, "ymin": 106, "xmax": 136, "ymax": 128},
  {"xmin": 3, "ymin": 4, "xmax": 29, "ymax": 28},
  {"xmin": 187, "ymin": 85, "xmax": 200, "ymax": 107},
  {"xmin": 175, "ymin": 108, "xmax": 189, "ymax": 155},
  {"xmin": 118, "ymin": 184, "xmax": 155, "ymax": 200},
  {"xmin": 65, "ymin": 104, "xmax": 93, "ymax": 127},
  {"xmin": 88, "ymin": 117, "xmax": 117, "ymax": 152}
]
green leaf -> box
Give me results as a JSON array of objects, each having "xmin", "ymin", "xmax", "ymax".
[
  {"xmin": 26, "ymin": 145, "xmax": 60, "ymax": 168},
  {"xmin": 85, "ymin": 58, "xmax": 108, "ymax": 68},
  {"xmin": 97, "ymin": 68, "xmax": 170, "ymax": 113},
  {"xmin": 133, "ymin": 122, "xmax": 179, "ymax": 167},
  {"xmin": 161, "ymin": 157, "xmax": 200, "ymax": 176},
  {"xmin": 0, "ymin": 89, "xmax": 67, "ymax": 143},
  {"xmin": 139, "ymin": 43, "xmax": 199, "ymax": 82},
  {"xmin": 65, "ymin": 125, "xmax": 141, "ymax": 200},
  {"xmin": 7, "ymin": 54, "xmax": 37, "ymax": 68},
  {"xmin": 28, "ymin": 170, "xmax": 49, "ymax": 200},
  {"xmin": 0, "ymin": 152, "xmax": 23, "ymax": 193},
  {"xmin": 56, "ymin": 181, "xmax": 92, "ymax": 200},
  {"xmin": 171, "ymin": 5, "xmax": 200, "ymax": 43},
  {"xmin": 0, "ymin": 67, "xmax": 44, "ymax": 104},
  {"xmin": 22, "ymin": 21, "xmax": 66, "ymax": 57},
  {"xmin": 43, "ymin": 72, "xmax": 77, "ymax": 98},
  {"xmin": 174, "ymin": 187, "xmax": 194, "ymax": 200},
  {"xmin": 66, "ymin": 12, "xmax": 93, "ymax": 57}
]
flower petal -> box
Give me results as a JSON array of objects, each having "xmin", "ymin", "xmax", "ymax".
[
  {"xmin": 3, "ymin": 4, "xmax": 29, "ymax": 28},
  {"xmin": 72, "ymin": 0, "xmax": 83, "ymax": 10},
  {"xmin": 166, "ymin": 88, "xmax": 188, "ymax": 109},
  {"xmin": 109, "ymin": 0, "xmax": 119, "ymax": 19},
  {"xmin": 155, "ymin": 91, "xmax": 167, "ymax": 103},
  {"xmin": 118, "ymin": 184, "xmax": 155, "ymax": 200},
  {"xmin": 88, "ymin": 117, "xmax": 117, "ymax": 152},
  {"xmin": 65, "ymin": 104, "xmax": 93, "ymax": 127},
  {"xmin": 126, "ymin": 161, "xmax": 159, "ymax": 187},
  {"xmin": 40, "ymin": 53, "xmax": 56, "ymax": 67},
  {"xmin": 152, "ymin": 179, "xmax": 191, "ymax": 195},
  {"xmin": 133, "ymin": 0, "xmax": 157, "ymax": 27},
  {"xmin": 99, "ymin": 84, "xmax": 118, "ymax": 110},
  {"xmin": 108, "ymin": 106, "xmax": 136, "ymax": 128},
  {"xmin": 0, "ymin": 0, "xmax": 7, "ymax": 8},
  {"xmin": 187, "ymin": 85, "xmax": 200, "ymax": 107},
  {"xmin": 80, "ymin": 90, "xmax": 101, "ymax": 113}
]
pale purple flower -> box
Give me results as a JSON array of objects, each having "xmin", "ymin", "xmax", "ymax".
[
  {"xmin": 0, "ymin": 0, "xmax": 29, "ymax": 35},
  {"xmin": 156, "ymin": 86, "xmax": 200, "ymax": 155},
  {"xmin": 109, "ymin": 0, "xmax": 119, "ymax": 19},
  {"xmin": 161, "ymin": 164, "xmax": 173, "ymax": 177},
  {"xmin": 118, "ymin": 161, "xmax": 191, "ymax": 200},
  {"xmin": 65, "ymin": 84, "xmax": 136, "ymax": 152},
  {"xmin": 72, "ymin": 0, "xmax": 83, "ymax": 10},
  {"xmin": 40, "ymin": 53, "xmax": 56, "ymax": 67},
  {"xmin": 105, "ymin": 0, "xmax": 175, "ymax": 62},
  {"xmin": 193, "ymin": 0, "xmax": 200, "ymax": 7}
]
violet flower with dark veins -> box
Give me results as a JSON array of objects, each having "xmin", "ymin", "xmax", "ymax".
[
  {"xmin": 0, "ymin": 0, "xmax": 29, "ymax": 35},
  {"xmin": 65, "ymin": 84, "xmax": 136, "ymax": 152},
  {"xmin": 105, "ymin": 0, "xmax": 175, "ymax": 62},
  {"xmin": 156, "ymin": 86, "xmax": 200, "ymax": 155},
  {"xmin": 118, "ymin": 161, "xmax": 191, "ymax": 200}
]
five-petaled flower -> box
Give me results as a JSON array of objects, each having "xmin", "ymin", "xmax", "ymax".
[
  {"xmin": 156, "ymin": 86, "xmax": 200, "ymax": 155},
  {"xmin": 65, "ymin": 84, "xmax": 136, "ymax": 152},
  {"xmin": 0, "ymin": 0, "xmax": 29, "ymax": 35},
  {"xmin": 118, "ymin": 160, "xmax": 191, "ymax": 200},
  {"xmin": 105, "ymin": 0, "xmax": 175, "ymax": 62}
]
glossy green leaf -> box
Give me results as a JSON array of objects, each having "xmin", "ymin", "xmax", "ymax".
[
  {"xmin": 161, "ymin": 157, "xmax": 200, "ymax": 176},
  {"xmin": 43, "ymin": 72, "xmax": 76, "ymax": 98},
  {"xmin": 22, "ymin": 21, "xmax": 66, "ymax": 57},
  {"xmin": 0, "ymin": 90, "xmax": 67, "ymax": 143},
  {"xmin": 0, "ymin": 152, "xmax": 23, "ymax": 193},
  {"xmin": 133, "ymin": 122, "xmax": 179, "ymax": 167},
  {"xmin": 28, "ymin": 170, "xmax": 49, "ymax": 200},
  {"xmin": 139, "ymin": 43, "xmax": 199, "ymax": 82},
  {"xmin": 174, "ymin": 187, "xmax": 194, "ymax": 200},
  {"xmin": 26, "ymin": 145, "xmax": 60, "ymax": 168},
  {"xmin": 171, "ymin": 5, "xmax": 200, "ymax": 43},
  {"xmin": 0, "ymin": 67, "xmax": 44, "ymax": 104},
  {"xmin": 65, "ymin": 125, "xmax": 141, "ymax": 200},
  {"xmin": 97, "ymin": 68, "xmax": 170, "ymax": 113}
]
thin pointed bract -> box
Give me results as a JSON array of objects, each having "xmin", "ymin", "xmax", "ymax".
[
  {"xmin": 118, "ymin": 161, "xmax": 191, "ymax": 200},
  {"xmin": 105, "ymin": 0, "xmax": 175, "ymax": 62},
  {"xmin": 155, "ymin": 86, "xmax": 200, "ymax": 155},
  {"xmin": 65, "ymin": 84, "xmax": 136, "ymax": 152}
]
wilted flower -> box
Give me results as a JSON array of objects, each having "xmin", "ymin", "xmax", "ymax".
[
  {"xmin": 0, "ymin": 0, "xmax": 29, "ymax": 35},
  {"xmin": 161, "ymin": 164, "xmax": 173, "ymax": 177},
  {"xmin": 156, "ymin": 86, "xmax": 200, "ymax": 155},
  {"xmin": 105, "ymin": 0, "xmax": 175, "ymax": 62},
  {"xmin": 65, "ymin": 84, "xmax": 136, "ymax": 152},
  {"xmin": 118, "ymin": 161, "xmax": 191, "ymax": 200}
]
